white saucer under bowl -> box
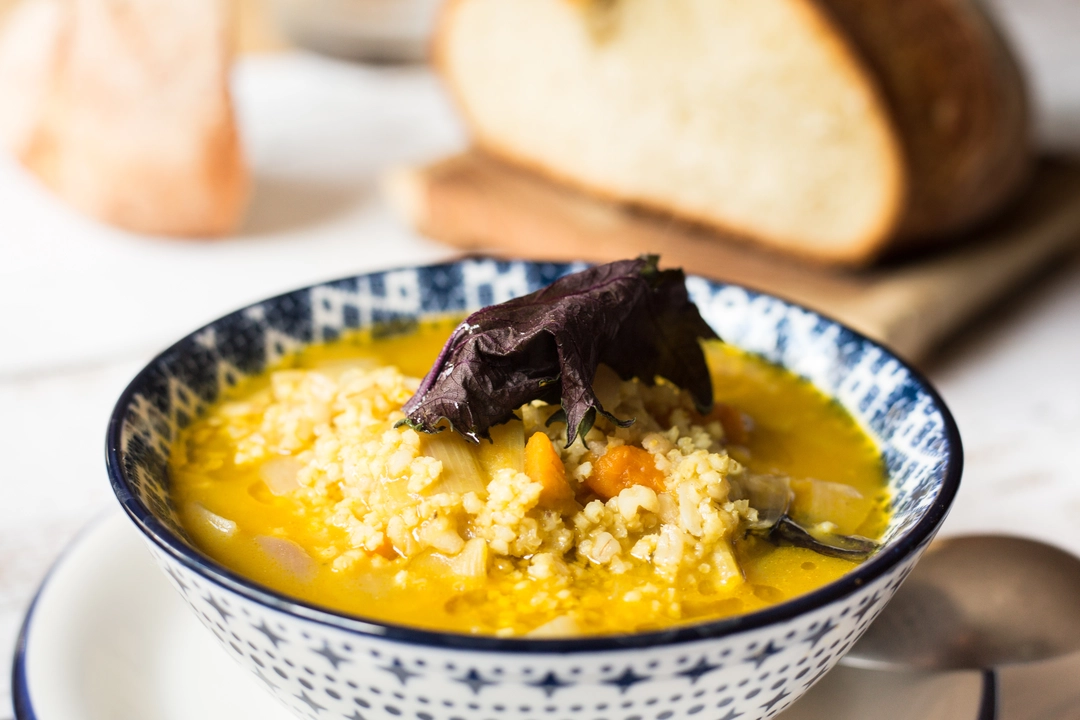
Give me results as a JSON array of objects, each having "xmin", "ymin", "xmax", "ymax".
[
  {"xmin": 12, "ymin": 513, "xmax": 999, "ymax": 720},
  {"xmin": 12, "ymin": 513, "xmax": 291, "ymax": 720}
]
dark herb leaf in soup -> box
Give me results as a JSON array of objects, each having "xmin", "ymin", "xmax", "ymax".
[{"xmin": 400, "ymin": 256, "xmax": 719, "ymax": 445}]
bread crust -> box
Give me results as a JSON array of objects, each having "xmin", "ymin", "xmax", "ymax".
[
  {"xmin": 816, "ymin": 0, "xmax": 1031, "ymax": 250},
  {"xmin": 434, "ymin": 0, "xmax": 1031, "ymax": 265},
  {"xmin": 434, "ymin": 0, "xmax": 906, "ymax": 266}
]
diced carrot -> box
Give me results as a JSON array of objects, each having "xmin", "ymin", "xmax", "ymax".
[
  {"xmin": 525, "ymin": 432, "xmax": 574, "ymax": 508},
  {"xmin": 585, "ymin": 445, "xmax": 665, "ymax": 501},
  {"xmin": 695, "ymin": 403, "xmax": 753, "ymax": 446}
]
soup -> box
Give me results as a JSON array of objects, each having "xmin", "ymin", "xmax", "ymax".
[{"xmin": 169, "ymin": 319, "xmax": 887, "ymax": 637}]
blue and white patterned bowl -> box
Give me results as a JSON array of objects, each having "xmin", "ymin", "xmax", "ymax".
[{"xmin": 106, "ymin": 258, "xmax": 962, "ymax": 720}]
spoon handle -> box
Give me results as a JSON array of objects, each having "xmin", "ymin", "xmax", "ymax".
[{"xmin": 976, "ymin": 669, "xmax": 998, "ymax": 720}]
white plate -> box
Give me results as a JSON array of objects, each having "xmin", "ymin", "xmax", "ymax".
[
  {"xmin": 8, "ymin": 513, "xmax": 998, "ymax": 720},
  {"xmin": 13, "ymin": 513, "xmax": 291, "ymax": 720}
]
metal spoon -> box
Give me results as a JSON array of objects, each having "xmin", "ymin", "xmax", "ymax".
[{"xmin": 844, "ymin": 535, "xmax": 1080, "ymax": 719}]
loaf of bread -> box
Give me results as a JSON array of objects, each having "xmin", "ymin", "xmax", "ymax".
[
  {"xmin": 0, "ymin": 0, "xmax": 248, "ymax": 237},
  {"xmin": 434, "ymin": 0, "xmax": 1031, "ymax": 265}
]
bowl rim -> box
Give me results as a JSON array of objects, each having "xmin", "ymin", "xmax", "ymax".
[{"xmin": 105, "ymin": 258, "xmax": 963, "ymax": 654}]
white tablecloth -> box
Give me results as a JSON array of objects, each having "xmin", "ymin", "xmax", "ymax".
[{"xmin": 1, "ymin": 1, "xmax": 1079, "ymax": 713}]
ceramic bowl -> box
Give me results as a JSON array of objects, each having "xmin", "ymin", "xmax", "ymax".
[{"xmin": 106, "ymin": 258, "xmax": 962, "ymax": 720}]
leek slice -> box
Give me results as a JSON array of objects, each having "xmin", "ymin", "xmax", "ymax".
[
  {"xmin": 790, "ymin": 477, "xmax": 872, "ymax": 535},
  {"xmin": 259, "ymin": 456, "xmax": 303, "ymax": 495},
  {"xmin": 479, "ymin": 419, "xmax": 525, "ymax": 476},
  {"xmin": 424, "ymin": 432, "xmax": 487, "ymax": 496},
  {"xmin": 187, "ymin": 502, "xmax": 238, "ymax": 539},
  {"xmin": 450, "ymin": 538, "xmax": 490, "ymax": 578}
]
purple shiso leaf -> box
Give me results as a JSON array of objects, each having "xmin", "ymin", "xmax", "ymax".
[{"xmin": 399, "ymin": 256, "xmax": 719, "ymax": 446}]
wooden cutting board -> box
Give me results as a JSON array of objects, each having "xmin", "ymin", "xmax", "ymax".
[{"xmin": 385, "ymin": 152, "xmax": 1080, "ymax": 361}]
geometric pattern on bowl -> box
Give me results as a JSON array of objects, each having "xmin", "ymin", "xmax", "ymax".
[{"xmin": 107, "ymin": 258, "xmax": 962, "ymax": 720}]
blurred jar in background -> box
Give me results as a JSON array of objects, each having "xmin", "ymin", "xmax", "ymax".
[{"xmin": 269, "ymin": 0, "xmax": 443, "ymax": 62}]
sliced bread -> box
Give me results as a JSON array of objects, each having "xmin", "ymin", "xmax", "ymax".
[{"xmin": 434, "ymin": 0, "xmax": 1030, "ymax": 265}]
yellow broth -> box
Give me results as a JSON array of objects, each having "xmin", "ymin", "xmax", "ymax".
[{"xmin": 170, "ymin": 321, "xmax": 889, "ymax": 636}]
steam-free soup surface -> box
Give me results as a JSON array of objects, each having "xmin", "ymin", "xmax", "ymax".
[{"xmin": 171, "ymin": 321, "xmax": 887, "ymax": 636}]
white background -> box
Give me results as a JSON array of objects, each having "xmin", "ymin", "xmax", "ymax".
[{"xmin": 1, "ymin": 0, "xmax": 1079, "ymax": 715}]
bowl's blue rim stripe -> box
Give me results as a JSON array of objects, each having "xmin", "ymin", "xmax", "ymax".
[
  {"xmin": 10, "ymin": 513, "xmax": 114, "ymax": 720},
  {"xmin": 11, "ymin": 592, "xmax": 38, "ymax": 720},
  {"xmin": 104, "ymin": 258, "xmax": 964, "ymax": 654}
]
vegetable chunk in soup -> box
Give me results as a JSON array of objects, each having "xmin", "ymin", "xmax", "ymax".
[{"xmin": 170, "ymin": 322, "xmax": 888, "ymax": 637}]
